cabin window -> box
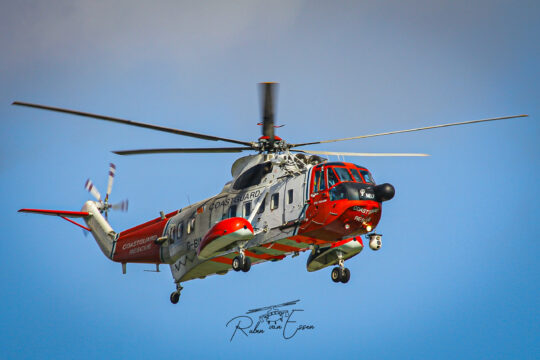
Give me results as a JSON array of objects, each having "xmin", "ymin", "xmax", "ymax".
[
  {"xmin": 334, "ymin": 167, "xmax": 353, "ymax": 182},
  {"xmin": 326, "ymin": 168, "xmax": 339, "ymax": 188},
  {"xmin": 169, "ymin": 225, "xmax": 176, "ymax": 242},
  {"xmin": 360, "ymin": 170, "xmax": 375, "ymax": 184},
  {"xmin": 258, "ymin": 197, "xmax": 266, "ymax": 214},
  {"xmin": 288, "ymin": 189, "xmax": 294, "ymax": 204},
  {"xmin": 177, "ymin": 223, "xmax": 183, "ymax": 240},
  {"xmin": 243, "ymin": 201, "xmax": 252, "ymax": 218},
  {"xmin": 227, "ymin": 205, "xmax": 237, "ymax": 218},
  {"xmin": 187, "ymin": 218, "xmax": 195, "ymax": 234},
  {"xmin": 270, "ymin": 193, "xmax": 279, "ymax": 210}
]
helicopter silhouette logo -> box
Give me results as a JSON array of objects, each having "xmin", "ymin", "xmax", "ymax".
[{"xmin": 247, "ymin": 300, "xmax": 300, "ymax": 327}]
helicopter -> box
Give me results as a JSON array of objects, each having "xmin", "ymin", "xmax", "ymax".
[{"xmin": 14, "ymin": 83, "xmax": 529, "ymax": 304}]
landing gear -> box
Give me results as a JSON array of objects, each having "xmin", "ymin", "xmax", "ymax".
[
  {"xmin": 170, "ymin": 284, "xmax": 183, "ymax": 304},
  {"xmin": 331, "ymin": 267, "xmax": 341, "ymax": 282},
  {"xmin": 341, "ymin": 268, "xmax": 350, "ymax": 283},
  {"xmin": 330, "ymin": 253, "xmax": 350, "ymax": 284},
  {"xmin": 232, "ymin": 255, "xmax": 251, "ymax": 272},
  {"xmin": 232, "ymin": 248, "xmax": 251, "ymax": 272},
  {"xmin": 242, "ymin": 257, "xmax": 251, "ymax": 272},
  {"xmin": 330, "ymin": 267, "xmax": 351, "ymax": 283},
  {"xmin": 232, "ymin": 256, "xmax": 242, "ymax": 271},
  {"xmin": 170, "ymin": 291, "xmax": 180, "ymax": 304}
]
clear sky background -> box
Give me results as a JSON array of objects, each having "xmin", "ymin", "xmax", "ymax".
[{"xmin": 1, "ymin": 1, "xmax": 538, "ymax": 359}]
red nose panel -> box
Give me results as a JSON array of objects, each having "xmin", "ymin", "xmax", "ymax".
[{"xmin": 299, "ymin": 200, "xmax": 381, "ymax": 241}]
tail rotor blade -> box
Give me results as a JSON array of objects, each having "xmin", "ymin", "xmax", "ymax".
[
  {"xmin": 112, "ymin": 199, "xmax": 129, "ymax": 212},
  {"xmin": 85, "ymin": 179, "xmax": 102, "ymax": 201},
  {"xmin": 106, "ymin": 163, "xmax": 116, "ymax": 200}
]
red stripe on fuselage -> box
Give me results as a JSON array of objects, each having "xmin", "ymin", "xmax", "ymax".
[
  {"xmin": 261, "ymin": 242, "xmax": 302, "ymax": 253},
  {"xmin": 210, "ymin": 256, "xmax": 233, "ymax": 265},
  {"xmin": 244, "ymin": 250, "xmax": 285, "ymax": 261}
]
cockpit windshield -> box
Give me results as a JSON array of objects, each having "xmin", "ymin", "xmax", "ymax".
[
  {"xmin": 311, "ymin": 163, "xmax": 375, "ymax": 196},
  {"xmin": 360, "ymin": 169, "xmax": 374, "ymax": 184},
  {"xmin": 333, "ymin": 167, "xmax": 353, "ymax": 182},
  {"xmin": 350, "ymin": 168, "xmax": 363, "ymax": 183}
]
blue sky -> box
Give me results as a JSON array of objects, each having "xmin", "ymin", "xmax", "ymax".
[{"xmin": 1, "ymin": 1, "xmax": 538, "ymax": 359}]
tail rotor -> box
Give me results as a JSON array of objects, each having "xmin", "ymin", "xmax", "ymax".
[{"xmin": 85, "ymin": 163, "xmax": 128, "ymax": 220}]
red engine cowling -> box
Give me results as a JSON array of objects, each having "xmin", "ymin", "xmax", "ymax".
[{"xmin": 197, "ymin": 217, "xmax": 254, "ymax": 259}]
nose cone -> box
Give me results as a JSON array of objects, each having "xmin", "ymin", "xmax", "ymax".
[{"xmin": 374, "ymin": 183, "xmax": 395, "ymax": 202}]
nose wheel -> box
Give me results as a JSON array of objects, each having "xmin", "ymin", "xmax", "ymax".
[{"xmin": 330, "ymin": 254, "xmax": 350, "ymax": 284}]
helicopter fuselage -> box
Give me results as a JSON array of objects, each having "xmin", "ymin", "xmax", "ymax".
[{"xmin": 104, "ymin": 153, "xmax": 392, "ymax": 284}]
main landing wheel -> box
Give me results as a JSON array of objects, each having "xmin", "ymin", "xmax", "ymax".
[
  {"xmin": 232, "ymin": 256, "xmax": 242, "ymax": 272},
  {"xmin": 232, "ymin": 256, "xmax": 252, "ymax": 272},
  {"xmin": 242, "ymin": 257, "xmax": 251, "ymax": 272},
  {"xmin": 331, "ymin": 267, "xmax": 351, "ymax": 284},
  {"xmin": 170, "ymin": 291, "xmax": 180, "ymax": 304},
  {"xmin": 331, "ymin": 267, "xmax": 341, "ymax": 282},
  {"xmin": 340, "ymin": 268, "xmax": 351, "ymax": 284}
]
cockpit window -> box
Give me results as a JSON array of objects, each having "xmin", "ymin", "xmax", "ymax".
[
  {"xmin": 360, "ymin": 170, "xmax": 375, "ymax": 184},
  {"xmin": 350, "ymin": 168, "xmax": 364, "ymax": 183},
  {"xmin": 334, "ymin": 167, "xmax": 353, "ymax": 182},
  {"xmin": 312, "ymin": 168, "xmax": 326, "ymax": 193},
  {"xmin": 326, "ymin": 167, "xmax": 339, "ymax": 188}
]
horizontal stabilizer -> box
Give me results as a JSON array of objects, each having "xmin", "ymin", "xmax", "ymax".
[{"xmin": 18, "ymin": 208, "xmax": 90, "ymax": 218}]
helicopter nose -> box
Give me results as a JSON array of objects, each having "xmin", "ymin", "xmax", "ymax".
[
  {"xmin": 341, "ymin": 202, "xmax": 382, "ymax": 234},
  {"xmin": 374, "ymin": 183, "xmax": 395, "ymax": 202}
]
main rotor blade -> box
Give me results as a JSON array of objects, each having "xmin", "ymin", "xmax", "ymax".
[
  {"xmin": 292, "ymin": 150, "xmax": 429, "ymax": 157},
  {"xmin": 112, "ymin": 147, "xmax": 253, "ymax": 156},
  {"xmin": 260, "ymin": 82, "xmax": 277, "ymax": 143},
  {"xmin": 291, "ymin": 114, "xmax": 529, "ymax": 148},
  {"xmin": 12, "ymin": 101, "xmax": 253, "ymax": 146}
]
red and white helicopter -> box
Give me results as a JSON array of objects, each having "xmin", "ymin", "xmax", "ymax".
[{"xmin": 14, "ymin": 83, "xmax": 528, "ymax": 304}]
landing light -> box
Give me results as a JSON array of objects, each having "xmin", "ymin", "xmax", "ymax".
[
  {"xmin": 344, "ymin": 224, "xmax": 350, "ymax": 230},
  {"xmin": 366, "ymin": 225, "xmax": 372, "ymax": 232}
]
